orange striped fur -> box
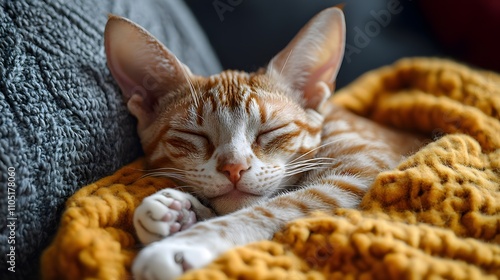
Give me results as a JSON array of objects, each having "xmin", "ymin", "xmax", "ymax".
[{"xmin": 105, "ymin": 7, "xmax": 422, "ymax": 280}]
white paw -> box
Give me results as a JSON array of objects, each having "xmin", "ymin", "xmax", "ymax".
[
  {"xmin": 132, "ymin": 240, "xmax": 215, "ymax": 280},
  {"xmin": 134, "ymin": 189, "xmax": 197, "ymax": 244}
]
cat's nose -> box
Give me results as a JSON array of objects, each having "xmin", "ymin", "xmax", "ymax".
[{"xmin": 220, "ymin": 163, "xmax": 250, "ymax": 185}]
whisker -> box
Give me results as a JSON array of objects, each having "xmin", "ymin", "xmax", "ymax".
[
  {"xmin": 288, "ymin": 139, "xmax": 343, "ymax": 164},
  {"xmin": 285, "ymin": 157, "xmax": 338, "ymax": 167},
  {"xmin": 141, "ymin": 173, "xmax": 205, "ymax": 192},
  {"xmin": 140, "ymin": 167, "xmax": 191, "ymax": 173},
  {"xmin": 283, "ymin": 170, "xmax": 313, "ymax": 178},
  {"xmin": 279, "ymin": 49, "xmax": 294, "ymax": 76},
  {"xmin": 283, "ymin": 161, "xmax": 336, "ymax": 178},
  {"xmin": 140, "ymin": 170, "xmax": 192, "ymax": 179},
  {"xmin": 286, "ymin": 162, "xmax": 335, "ymax": 170},
  {"xmin": 285, "ymin": 159, "xmax": 339, "ymax": 171},
  {"xmin": 176, "ymin": 56, "xmax": 200, "ymax": 108},
  {"xmin": 140, "ymin": 172, "xmax": 186, "ymax": 180},
  {"xmin": 175, "ymin": 185, "xmax": 205, "ymax": 197}
]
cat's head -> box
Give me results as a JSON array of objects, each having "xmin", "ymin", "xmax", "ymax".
[{"xmin": 104, "ymin": 7, "xmax": 345, "ymax": 214}]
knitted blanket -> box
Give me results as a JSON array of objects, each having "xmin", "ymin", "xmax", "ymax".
[
  {"xmin": 0, "ymin": 1, "xmax": 220, "ymax": 279},
  {"xmin": 41, "ymin": 58, "xmax": 500, "ymax": 279}
]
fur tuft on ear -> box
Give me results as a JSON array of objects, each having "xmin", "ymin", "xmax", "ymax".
[
  {"xmin": 267, "ymin": 7, "xmax": 346, "ymax": 110},
  {"xmin": 104, "ymin": 15, "xmax": 193, "ymax": 131}
]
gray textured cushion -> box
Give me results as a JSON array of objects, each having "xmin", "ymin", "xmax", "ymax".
[{"xmin": 0, "ymin": 0, "xmax": 221, "ymax": 278}]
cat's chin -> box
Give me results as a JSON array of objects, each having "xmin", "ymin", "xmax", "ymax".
[{"xmin": 210, "ymin": 190, "xmax": 264, "ymax": 215}]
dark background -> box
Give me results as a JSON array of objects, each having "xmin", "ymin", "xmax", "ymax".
[
  {"xmin": 185, "ymin": 0, "xmax": 500, "ymax": 88},
  {"xmin": 184, "ymin": 0, "xmax": 443, "ymax": 88}
]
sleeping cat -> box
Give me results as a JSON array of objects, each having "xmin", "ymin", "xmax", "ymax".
[{"xmin": 104, "ymin": 7, "xmax": 421, "ymax": 280}]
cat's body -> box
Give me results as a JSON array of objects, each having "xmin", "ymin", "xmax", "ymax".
[{"xmin": 105, "ymin": 7, "xmax": 422, "ymax": 280}]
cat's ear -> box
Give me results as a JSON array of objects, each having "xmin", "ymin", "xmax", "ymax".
[
  {"xmin": 104, "ymin": 15, "xmax": 192, "ymax": 131},
  {"xmin": 267, "ymin": 7, "xmax": 345, "ymax": 110}
]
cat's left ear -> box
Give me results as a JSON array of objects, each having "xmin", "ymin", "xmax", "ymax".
[
  {"xmin": 267, "ymin": 7, "xmax": 345, "ymax": 110},
  {"xmin": 104, "ymin": 15, "xmax": 193, "ymax": 131}
]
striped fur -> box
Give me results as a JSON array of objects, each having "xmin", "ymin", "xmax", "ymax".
[
  {"xmin": 139, "ymin": 70, "xmax": 325, "ymax": 215},
  {"xmin": 104, "ymin": 7, "xmax": 422, "ymax": 280}
]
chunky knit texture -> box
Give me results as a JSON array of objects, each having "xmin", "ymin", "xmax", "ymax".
[
  {"xmin": 42, "ymin": 58, "xmax": 500, "ymax": 279},
  {"xmin": 41, "ymin": 159, "xmax": 173, "ymax": 279},
  {"xmin": 0, "ymin": 0, "xmax": 220, "ymax": 279}
]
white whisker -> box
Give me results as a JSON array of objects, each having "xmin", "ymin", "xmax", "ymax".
[
  {"xmin": 283, "ymin": 170, "xmax": 313, "ymax": 178},
  {"xmin": 279, "ymin": 49, "xmax": 294, "ymax": 76},
  {"xmin": 140, "ymin": 172, "xmax": 186, "ymax": 180},
  {"xmin": 141, "ymin": 167, "xmax": 191, "ymax": 173},
  {"xmin": 283, "ymin": 158, "xmax": 338, "ymax": 178},
  {"xmin": 174, "ymin": 185, "xmax": 204, "ymax": 196},
  {"xmin": 176, "ymin": 57, "xmax": 200, "ymax": 108},
  {"xmin": 285, "ymin": 157, "xmax": 338, "ymax": 167},
  {"xmin": 288, "ymin": 139, "xmax": 343, "ymax": 164},
  {"xmin": 286, "ymin": 162, "xmax": 334, "ymax": 170}
]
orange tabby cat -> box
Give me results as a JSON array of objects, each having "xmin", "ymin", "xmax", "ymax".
[{"xmin": 105, "ymin": 7, "xmax": 421, "ymax": 280}]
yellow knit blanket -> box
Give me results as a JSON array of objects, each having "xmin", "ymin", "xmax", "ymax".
[{"xmin": 41, "ymin": 58, "xmax": 500, "ymax": 279}]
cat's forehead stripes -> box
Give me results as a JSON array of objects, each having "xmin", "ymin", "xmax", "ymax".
[
  {"xmin": 206, "ymin": 71, "xmax": 251, "ymax": 107},
  {"xmin": 201, "ymin": 70, "xmax": 275, "ymax": 109},
  {"xmin": 177, "ymin": 70, "xmax": 283, "ymax": 128}
]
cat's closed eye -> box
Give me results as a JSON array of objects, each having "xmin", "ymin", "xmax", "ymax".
[
  {"xmin": 165, "ymin": 129, "xmax": 211, "ymax": 157},
  {"xmin": 256, "ymin": 123, "xmax": 296, "ymax": 149},
  {"xmin": 105, "ymin": 9, "xmax": 428, "ymax": 280},
  {"xmin": 173, "ymin": 129, "xmax": 210, "ymax": 144},
  {"xmin": 258, "ymin": 123, "xmax": 290, "ymax": 137}
]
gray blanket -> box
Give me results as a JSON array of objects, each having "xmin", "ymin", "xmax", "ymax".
[{"xmin": 0, "ymin": 0, "xmax": 221, "ymax": 278}]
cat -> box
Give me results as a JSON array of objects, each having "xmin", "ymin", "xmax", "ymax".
[{"xmin": 104, "ymin": 7, "xmax": 422, "ymax": 280}]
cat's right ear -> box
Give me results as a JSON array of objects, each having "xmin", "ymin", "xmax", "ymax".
[
  {"xmin": 267, "ymin": 7, "xmax": 345, "ymax": 111},
  {"xmin": 104, "ymin": 15, "xmax": 192, "ymax": 131}
]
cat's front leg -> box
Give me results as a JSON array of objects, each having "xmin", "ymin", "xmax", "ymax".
[
  {"xmin": 132, "ymin": 209, "xmax": 281, "ymax": 280},
  {"xmin": 133, "ymin": 188, "xmax": 215, "ymax": 244},
  {"xmin": 132, "ymin": 183, "xmax": 360, "ymax": 279},
  {"xmin": 132, "ymin": 224, "xmax": 226, "ymax": 280}
]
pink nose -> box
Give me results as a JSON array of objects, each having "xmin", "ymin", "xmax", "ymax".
[{"xmin": 220, "ymin": 163, "xmax": 250, "ymax": 184}]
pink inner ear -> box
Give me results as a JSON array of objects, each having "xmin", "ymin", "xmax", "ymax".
[
  {"xmin": 266, "ymin": 7, "xmax": 345, "ymax": 109},
  {"xmin": 105, "ymin": 16, "xmax": 194, "ymax": 119},
  {"xmin": 104, "ymin": 19, "xmax": 137, "ymax": 101},
  {"xmin": 105, "ymin": 47, "xmax": 138, "ymax": 101},
  {"xmin": 304, "ymin": 9, "xmax": 345, "ymax": 96},
  {"xmin": 303, "ymin": 48, "xmax": 342, "ymax": 102}
]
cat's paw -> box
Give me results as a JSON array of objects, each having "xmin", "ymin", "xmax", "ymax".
[
  {"xmin": 132, "ymin": 240, "xmax": 215, "ymax": 280},
  {"xmin": 134, "ymin": 189, "xmax": 197, "ymax": 244}
]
